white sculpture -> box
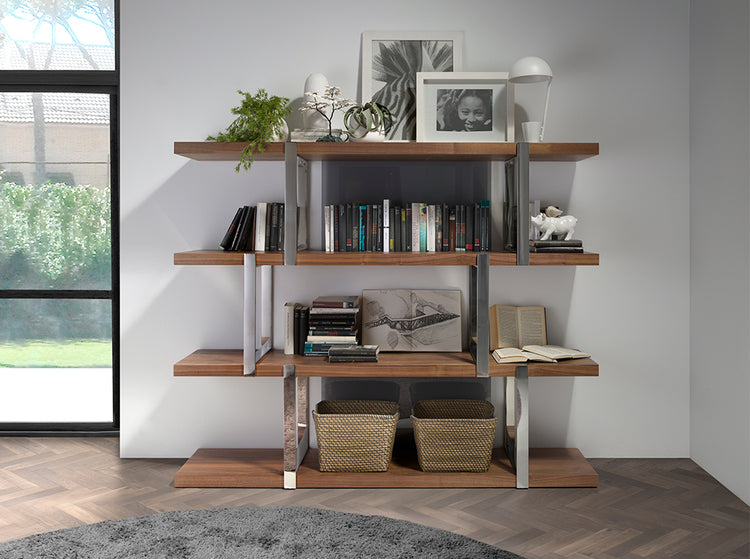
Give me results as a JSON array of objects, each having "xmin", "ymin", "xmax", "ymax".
[
  {"xmin": 303, "ymin": 73, "xmax": 329, "ymax": 130},
  {"xmin": 531, "ymin": 213, "xmax": 578, "ymax": 240}
]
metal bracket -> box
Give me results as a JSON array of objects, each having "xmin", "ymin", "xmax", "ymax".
[
  {"xmin": 284, "ymin": 142, "xmax": 299, "ymax": 265},
  {"xmin": 243, "ymin": 254, "xmax": 272, "ymax": 374},
  {"xmin": 516, "ymin": 142, "xmax": 530, "ymax": 266}
]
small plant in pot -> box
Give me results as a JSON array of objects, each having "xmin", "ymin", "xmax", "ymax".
[
  {"xmin": 343, "ymin": 101, "xmax": 393, "ymax": 142},
  {"xmin": 207, "ymin": 89, "xmax": 291, "ymax": 172}
]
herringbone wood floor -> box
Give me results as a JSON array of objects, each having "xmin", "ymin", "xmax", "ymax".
[{"xmin": 0, "ymin": 438, "xmax": 747, "ymax": 558}]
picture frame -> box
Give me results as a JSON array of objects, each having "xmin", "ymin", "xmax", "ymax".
[
  {"xmin": 361, "ymin": 31, "xmax": 464, "ymax": 141},
  {"xmin": 362, "ymin": 289, "xmax": 462, "ymax": 352},
  {"xmin": 416, "ymin": 72, "xmax": 514, "ymax": 142}
]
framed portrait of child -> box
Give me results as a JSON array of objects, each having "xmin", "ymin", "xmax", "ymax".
[{"xmin": 416, "ymin": 72, "xmax": 515, "ymax": 142}]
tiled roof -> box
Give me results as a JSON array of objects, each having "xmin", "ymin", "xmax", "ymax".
[
  {"xmin": 0, "ymin": 40, "xmax": 114, "ymax": 71},
  {"xmin": 0, "ymin": 92, "xmax": 109, "ymax": 124}
]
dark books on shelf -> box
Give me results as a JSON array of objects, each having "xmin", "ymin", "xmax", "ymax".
[
  {"xmin": 322, "ymin": 200, "xmax": 491, "ymax": 253},
  {"xmin": 219, "ymin": 202, "xmax": 284, "ymax": 252}
]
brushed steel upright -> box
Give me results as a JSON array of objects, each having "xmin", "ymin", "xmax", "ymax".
[
  {"xmin": 243, "ymin": 254, "xmax": 272, "ymax": 374},
  {"xmin": 516, "ymin": 142, "xmax": 530, "ymax": 266},
  {"xmin": 284, "ymin": 142, "xmax": 298, "ymax": 265},
  {"xmin": 470, "ymin": 253, "xmax": 490, "ymax": 377},
  {"xmin": 514, "ymin": 364, "xmax": 530, "ymax": 488},
  {"xmin": 283, "ymin": 365, "xmax": 309, "ymax": 489}
]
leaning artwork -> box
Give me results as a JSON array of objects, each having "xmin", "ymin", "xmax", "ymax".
[{"xmin": 362, "ymin": 289, "xmax": 462, "ymax": 351}]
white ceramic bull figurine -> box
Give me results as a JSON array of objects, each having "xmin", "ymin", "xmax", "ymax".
[{"xmin": 531, "ymin": 213, "xmax": 578, "ymax": 240}]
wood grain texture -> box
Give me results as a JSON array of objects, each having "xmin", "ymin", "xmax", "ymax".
[
  {"xmin": 0, "ymin": 438, "xmax": 746, "ymax": 559},
  {"xmin": 173, "ymin": 141, "xmax": 598, "ymax": 163},
  {"xmin": 173, "ymin": 250, "xmax": 283, "ymax": 266},
  {"xmin": 174, "ymin": 348, "xmax": 280, "ymax": 377}
]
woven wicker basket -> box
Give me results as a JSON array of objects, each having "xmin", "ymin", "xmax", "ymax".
[
  {"xmin": 313, "ymin": 400, "xmax": 399, "ymax": 472},
  {"xmin": 411, "ymin": 399, "xmax": 497, "ymax": 472}
]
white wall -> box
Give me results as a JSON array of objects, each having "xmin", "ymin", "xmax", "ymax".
[
  {"xmin": 120, "ymin": 0, "xmax": 692, "ymax": 461},
  {"xmin": 689, "ymin": 0, "xmax": 750, "ymax": 504}
]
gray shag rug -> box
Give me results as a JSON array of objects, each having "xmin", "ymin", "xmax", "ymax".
[{"xmin": 0, "ymin": 506, "xmax": 525, "ymax": 558}]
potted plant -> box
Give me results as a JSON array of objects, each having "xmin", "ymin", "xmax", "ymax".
[
  {"xmin": 300, "ymin": 85, "xmax": 355, "ymax": 142},
  {"xmin": 207, "ymin": 89, "xmax": 291, "ymax": 172},
  {"xmin": 343, "ymin": 101, "xmax": 393, "ymax": 142}
]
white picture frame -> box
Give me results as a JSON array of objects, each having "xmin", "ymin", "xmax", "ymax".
[
  {"xmin": 361, "ymin": 31, "xmax": 464, "ymax": 141},
  {"xmin": 416, "ymin": 72, "xmax": 515, "ymax": 142}
]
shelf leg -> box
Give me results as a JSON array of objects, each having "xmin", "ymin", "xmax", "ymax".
[
  {"xmin": 470, "ymin": 253, "xmax": 490, "ymax": 377},
  {"xmin": 284, "ymin": 142, "xmax": 299, "ymax": 265},
  {"xmin": 515, "ymin": 143, "xmax": 530, "ymax": 266},
  {"xmin": 514, "ymin": 364, "xmax": 530, "ymax": 488},
  {"xmin": 243, "ymin": 253, "xmax": 256, "ymax": 375},
  {"xmin": 283, "ymin": 365, "xmax": 309, "ymax": 489}
]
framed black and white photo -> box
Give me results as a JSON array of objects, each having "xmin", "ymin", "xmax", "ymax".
[
  {"xmin": 361, "ymin": 31, "xmax": 464, "ymax": 141},
  {"xmin": 362, "ymin": 289, "xmax": 462, "ymax": 352},
  {"xmin": 416, "ymin": 72, "xmax": 514, "ymax": 142}
]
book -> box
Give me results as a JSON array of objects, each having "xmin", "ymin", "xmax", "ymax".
[
  {"xmin": 327, "ymin": 344, "xmax": 380, "ymax": 357},
  {"xmin": 529, "ymin": 239, "xmax": 583, "ymax": 247},
  {"xmin": 521, "ymin": 345, "xmax": 591, "ymax": 360},
  {"xmin": 294, "ymin": 304, "xmax": 309, "ymax": 355},
  {"xmin": 529, "ymin": 246, "xmax": 584, "ymax": 253},
  {"xmin": 307, "ymin": 334, "xmax": 358, "ymax": 342},
  {"xmin": 489, "ymin": 304, "xmax": 547, "ymax": 350},
  {"xmin": 312, "ymin": 295, "xmax": 361, "ymax": 308},
  {"xmin": 309, "ymin": 306, "xmax": 360, "ymax": 315},
  {"xmin": 492, "ymin": 347, "xmax": 556, "ymax": 363},
  {"xmin": 254, "ymin": 202, "xmax": 267, "ymax": 252},
  {"xmin": 220, "ymin": 207, "xmax": 243, "ymax": 250},
  {"xmin": 283, "ymin": 302, "xmax": 296, "ymax": 355}
]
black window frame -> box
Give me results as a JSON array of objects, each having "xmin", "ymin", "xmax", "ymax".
[{"xmin": 0, "ymin": 1, "xmax": 120, "ymax": 436}]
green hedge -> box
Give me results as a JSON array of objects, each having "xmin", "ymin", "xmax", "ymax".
[{"xmin": 0, "ymin": 180, "xmax": 112, "ymax": 342}]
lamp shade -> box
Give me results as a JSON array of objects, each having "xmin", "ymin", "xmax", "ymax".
[{"xmin": 509, "ymin": 56, "xmax": 553, "ymax": 84}]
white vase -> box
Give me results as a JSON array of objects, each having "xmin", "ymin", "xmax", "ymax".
[{"xmin": 272, "ymin": 119, "xmax": 289, "ymax": 142}]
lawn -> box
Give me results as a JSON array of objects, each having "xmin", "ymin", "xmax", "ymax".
[{"xmin": 0, "ymin": 340, "xmax": 112, "ymax": 368}]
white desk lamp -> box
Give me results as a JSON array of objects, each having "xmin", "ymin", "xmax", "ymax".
[{"xmin": 509, "ymin": 56, "xmax": 553, "ymax": 141}]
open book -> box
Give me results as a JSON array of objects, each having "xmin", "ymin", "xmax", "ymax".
[
  {"xmin": 522, "ymin": 345, "xmax": 590, "ymax": 360},
  {"xmin": 489, "ymin": 305, "xmax": 547, "ymax": 350},
  {"xmin": 492, "ymin": 347, "xmax": 556, "ymax": 363}
]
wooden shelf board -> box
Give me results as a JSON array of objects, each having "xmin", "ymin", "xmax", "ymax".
[
  {"xmin": 173, "ymin": 348, "xmax": 280, "ymax": 377},
  {"xmin": 174, "ymin": 449, "xmax": 284, "ymax": 488},
  {"xmin": 489, "ymin": 357, "xmax": 599, "ymax": 378},
  {"xmin": 175, "ymin": 350, "xmax": 598, "ymax": 378},
  {"xmin": 174, "ymin": 250, "xmax": 283, "ymax": 266},
  {"xmin": 295, "ymin": 251, "xmax": 479, "ymax": 266},
  {"xmin": 174, "ymin": 250, "xmax": 599, "ymax": 267},
  {"xmin": 173, "ymin": 446, "xmax": 597, "ymax": 488},
  {"xmin": 528, "ymin": 142, "xmax": 599, "ymax": 161},
  {"xmin": 529, "ymin": 448, "xmax": 599, "ymax": 487},
  {"xmin": 174, "ymin": 141, "xmax": 285, "ymax": 161},
  {"xmin": 174, "ymin": 141, "xmax": 599, "ymax": 163}
]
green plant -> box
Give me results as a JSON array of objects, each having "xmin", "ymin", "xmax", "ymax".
[
  {"xmin": 343, "ymin": 101, "xmax": 394, "ymax": 139},
  {"xmin": 207, "ymin": 89, "xmax": 291, "ymax": 171}
]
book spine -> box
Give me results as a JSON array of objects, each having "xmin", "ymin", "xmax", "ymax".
[
  {"xmin": 418, "ymin": 203, "xmax": 427, "ymax": 252},
  {"xmin": 411, "ymin": 202, "xmax": 419, "ymax": 252},
  {"xmin": 230, "ymin": 206, "xmax": 250, "ymax": 251},
  {"xmin": 284, "ymin": 302, "xmax": 295, "ymax": 355},
  {"xmin": 427, "ymin": 204, "xmax": 436, "ymax": 252},
  {"xmin": 264, "ymin": 202, "xmax": 273, "ymax": 252},
  {"xmin": 441, "ymin": 203, "xmax": 449, "ymax": 252},
  {"xmin": 345, "ymin": 203, "xmax": 353, "ymax": 251},
  {"xmin": 383, "ymin": 199, "xmax": 390, "ymax": 253},
  {"xmin": 220, "ymin": 207, "xmax": 243, "ymax": 250},
  {"xmin": 448, "ymin": 207, "xmax": 456, "ymax": 251},
  {"xmin": 359, "ymin": 205, "xmax": 367, "ymax": 251},
  {"xmin": 435, "ymin": 204, "xmax": 442, "ymax": 252},
  {"xmin": 473, "ymin": 202, "xmax": 480, "ymax": 251},
  {"xmin": 333, "ymin": 204, "xmax": 340, "ymax": 252},
  {"xmin": 481, "ymin": 200, "xmax": 490, "ymax": 251},
  {"xmin": 254, "ymin": 202, "xmax": 267, "ymax": 252},
  {"xmin": 402, "ymin": 207, "xmax": 409, "ymax": 252},
  {"xmin": 269, "ymin": 203, "xmax": 279, "ymax": 251},
  {"xmin": 324, "ymin": 205, "xmax": 332, "ymax": 252},
  {"xmin": 465, "ymin": 203, "xmax": 474, "ymax": 251}
]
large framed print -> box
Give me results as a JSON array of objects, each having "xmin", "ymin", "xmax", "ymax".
[
  {"xmin": 362, "ymin": 289, "xmax": 462, "ymax": 352},
  {"xmin": 361, "ymin": 31, "xmax": 463, "ymax": 141},
  {"xmin": 416, "ymin": 72, "xmax": 514, "ymax": 142}
]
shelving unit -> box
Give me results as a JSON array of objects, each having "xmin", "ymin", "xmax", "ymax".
[{"xmin": 171, "ymin": 140, "xmax": 600, "ymax": 489}]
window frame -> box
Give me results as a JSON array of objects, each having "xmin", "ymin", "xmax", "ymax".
[{"xmin": 0, "ymin": 1, "xmax": 119, "ymax": 436}]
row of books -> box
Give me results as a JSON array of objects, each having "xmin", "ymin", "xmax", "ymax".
[
  {"xmin": 219, "ymin": 202, "xmax": 284, "ymax": 252},
  {"xmin": 323, "ymin": 201, "xmax": 491, "ymax": 253}
]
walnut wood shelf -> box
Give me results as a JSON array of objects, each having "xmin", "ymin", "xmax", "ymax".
[
  {"xmin": 174, "ymin": 349, "xmax": 598, "ymax": 378},
  {"xmin": 174, "ymin": 250, "xmax": 599, "ymax": 267},
  {"xmin": 174, "ymin": 141, "xmax": 598, "ymax": 162},
  {"xmin": 173, "ymin": 447, "xmax": 597, "ymax": 488}
]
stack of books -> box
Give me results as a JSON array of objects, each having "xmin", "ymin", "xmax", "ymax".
[
  {"xmin": 528, "ymin": 239, "xmax": 584, "ymax": 253},
  {"xmin": 304, "ymin": 296, "xmax": 361, "ymax": 356},
  {"xmin": 219, "ymin": 202, "xmax": 285, "ymax": 252}
]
